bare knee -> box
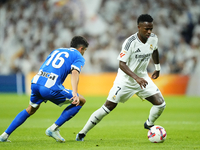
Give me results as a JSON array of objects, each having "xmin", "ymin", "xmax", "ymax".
[
  {"xmin": 26, "ymin": 105, "xmax": 40, "ymax": 115},
  {"xmin": 79, "ymin": 95, "xmax": 86, "ymax": 106},
  {"xmin": 104, "ymin": 100, "xmax": 117, "ymax": 111},
  {"xmin": 146, "ymin": 93, "xmax": 165, "ymax": 105}
]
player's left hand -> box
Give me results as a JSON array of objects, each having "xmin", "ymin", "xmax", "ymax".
[
  {"xmin": 151, "ymin": 70, "xmax": 160, "ymax": 79},
  {"xmin": 70, "ymin": 93, "xmax": 80, "ymax": 106}
]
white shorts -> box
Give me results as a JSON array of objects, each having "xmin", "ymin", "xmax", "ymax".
[{"xmin": 107, "ymin": 76, "xmax": 161, "ymax": 103}]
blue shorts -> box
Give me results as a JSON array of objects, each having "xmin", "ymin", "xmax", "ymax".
[{"xmin": 30, "ymin": 84, "xmax": 77, "ymax": 108}]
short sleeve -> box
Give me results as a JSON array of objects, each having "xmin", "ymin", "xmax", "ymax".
[
  {"xmin": 71, "ymin": 56, "xmax": 85, "ymax": 73},
  {"xmin": 117, "ymin": 39, "xmax": 133, "ymax": 62}
]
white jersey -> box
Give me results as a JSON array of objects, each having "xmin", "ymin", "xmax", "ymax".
[{"xmin": 115, "ymin": 32, "xmax": 158, "ymax": 85}]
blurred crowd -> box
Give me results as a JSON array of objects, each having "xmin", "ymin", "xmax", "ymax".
[{"xmin": 0, "ymin": 0, "xmax": 200, "ymax": 75}]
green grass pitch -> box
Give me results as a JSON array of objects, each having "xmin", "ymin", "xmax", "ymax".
[{"xmin": 0, "ymin": 94, "xmax": 200, "ymax": 150}]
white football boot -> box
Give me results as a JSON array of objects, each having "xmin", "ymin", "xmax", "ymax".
[
  {"xmin": 0, "ymin": 135, "xmax": 11, "ymax": 142},
  {"xmin": 45, "ymin": 127, "xmax": 65, "ymax": 143}
]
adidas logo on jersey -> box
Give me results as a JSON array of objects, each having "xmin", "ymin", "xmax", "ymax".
[{"xmin": 135, "ymin": 48, "xmax": 141, "ymax": 53}]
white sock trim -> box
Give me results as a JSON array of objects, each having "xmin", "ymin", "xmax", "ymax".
[
  {"xmin": 1, "ymin": 132, "xmax": 9, "ymax": 139},
  {"xmin": 50, "ymin": 123, "xmax": 59, "ymax": 131},
  {"xmin": 102, "ymin": 105, "xmax": 110, "ymax": 114},
  {"xmin": 146, "ymin": 119, "xmax": 154, "ymax": 126}
]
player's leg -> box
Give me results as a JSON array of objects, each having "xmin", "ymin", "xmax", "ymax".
[
  {"xmin": 76, "ymin": 83, "xmax": 133, "ymax": 141},
  {"xmin": 76, "ymin": 100, "xmax": 117, "ymax": 141},
  {"xmin": 54, "ymin": 94, "xmax": 86, "ymax": 127},
  {"xmin": 0, "ymin": 104, "xmax": 40, "ymax": 142},
  {"xmin": 46, "ymin": 90, "xmax": 86, "ymax": 142},
  {"xmin": 136, "ymin": 76, "xmax": 166, "ymax": 130},
  {"xmin": 0, "ymin": 84, "xmax": 43, "ymax": 142},
  {"xmin": 144, "ymin": 92, "xmax": 166, "ymax": 129}
]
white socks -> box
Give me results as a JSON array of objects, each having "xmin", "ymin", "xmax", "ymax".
[
  {"xmin": 79, "ymin": 105, "xmax": 110, "ymax": 134},
  {"xmin": 50, "ymin": 123, "xmax": 59, "ymax": 131},
  {"xmin": 147, "ymin": 102, "xmax": 166, "ymax": 126},
  {"xmin": 1, "ymin": 132, "xmax": 9, "ymax": 139},
  {"xmin": 78, "ymin": 102, "xmax": 165, "ymax": 135}
]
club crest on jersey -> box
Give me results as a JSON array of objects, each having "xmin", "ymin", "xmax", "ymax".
[
  {"xmin": 112, "ymin": 95, "xmax": 116, "ymax": 100},
  {"xmin": 150, "ymin": 44, "xmax": 153, "ymax": 50}
]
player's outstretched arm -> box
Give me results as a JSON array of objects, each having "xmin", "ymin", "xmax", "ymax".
[{"xmin": 70, "ymin": 69, "xmax": 80, "ymax": 106}]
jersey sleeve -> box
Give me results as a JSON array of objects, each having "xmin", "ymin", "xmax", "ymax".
[
  {"xmin": 154, "ymin": 38, "xmax": 158, "ymax": 50},
  {"xmin": 71, "ymin": 55, "xmax": 85, "ymax": 73},
  {"xmin": 152, "ymin": 34, "xmax": 158, "ymax": 50},
  {"xmin": 117, "ymin": 38, "xmax": 133, "ymax": 62}
]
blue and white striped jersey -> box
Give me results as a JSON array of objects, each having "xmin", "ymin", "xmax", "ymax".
[{"xmin": 31, "ymin": 48, "xmax": 85, "ymax": 90}]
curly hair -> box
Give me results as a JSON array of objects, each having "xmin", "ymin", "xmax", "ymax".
[
  {"xmin": 70, "ymin": 36, "xmax": 89, "ymax": 49},
  {"xmin": 137, "ymin": 14, "xmax": 153, "ymax": 25}
]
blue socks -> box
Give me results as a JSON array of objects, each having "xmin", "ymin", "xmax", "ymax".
[
  {"xmin": 55, "ymin": 104, "xmax": 82, "ymax": 126},
  {"xmin": 5, "ymin": 109, "xmax": 30, "ymax": 135},
  {"xmin": 4, "ymin": 104, "xmax": 82, "ymax": 135}
]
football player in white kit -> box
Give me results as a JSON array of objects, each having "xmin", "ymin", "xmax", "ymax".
[{"xmin": 76, "ymin": 14, "xmax": 166, "ymax": 141}]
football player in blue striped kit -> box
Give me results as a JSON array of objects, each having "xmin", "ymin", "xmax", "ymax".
[
  {"xmin": 0, "ymin": 36, "xmax": 89, "ymax": 142},
  {"xmin": 76, "ymin": 14, "xmax": 166, "ymax": 141}
]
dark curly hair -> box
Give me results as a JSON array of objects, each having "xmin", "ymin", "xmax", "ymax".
[
  {"xmin": 70, "ymin": 36, "xmax": 89, "ymax": 49},
  {"xmin": 137, "ymin": 14, "xmax": 153, "ymax": 25}
]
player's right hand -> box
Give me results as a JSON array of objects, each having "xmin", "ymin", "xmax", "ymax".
[
  {"xmin": 70, "ymin": 92, "xmax": 80, "ymax": 106},
  {"xmin": 135, "ymin": 77, "xmax": 148, "ymax": 89}
]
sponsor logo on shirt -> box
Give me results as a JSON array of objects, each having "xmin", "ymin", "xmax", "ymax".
[
  {"xmin": 135, "ymin": 53, "xmax": 151, "ymax": 58},
  {"xmin": 120, "ymin": 52, "xmax": 125, "ymax": 58},
  {"xmin": 37, "ymin": 70, "xmax": 56, "ymax": 80},
  {"xmin": 135, "ymin": 53, "xmax": 151, "ymax": 62}
]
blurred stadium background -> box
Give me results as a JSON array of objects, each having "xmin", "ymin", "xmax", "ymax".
[{"xmin": 0, "ymin": 0, "xmax": 199, "ymax": 96}]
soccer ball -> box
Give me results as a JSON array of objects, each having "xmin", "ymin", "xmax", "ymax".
[{"xmin": 147, "ymin": 125, "xmax": 167, "ymax": 143}]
